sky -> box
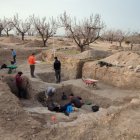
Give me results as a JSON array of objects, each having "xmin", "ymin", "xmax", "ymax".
[{"xmin": 0, "ymin": 0, "xmax": 140, "ymax": 32}]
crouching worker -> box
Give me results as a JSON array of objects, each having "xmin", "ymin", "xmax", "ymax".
[
  {"xmin": 60, "ymin": 94, "xmax": 84, "ymax": 116},
  {"xmin": 69, "ymin": 94, "xmax": 84, "ymax": 108},
  {"xmin": 15, "ymin": 72, "xmax": 27, "ymax": 99},
  {"xmin": 64, "ymin": 103, "xmax": 74, "ymax": 116},
  {"xmin": 45, "ymin": 86, "xmax": 56, "ymax": 100}
]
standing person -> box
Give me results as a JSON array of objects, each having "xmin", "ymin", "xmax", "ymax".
[
  {"xmin": 11, "ymin": 49, "xmax": 16, "ymax": 64},
  {"xmin": 15, "ymin": 72, "xmax": 26, "ymax": 98},
  {"xmin": 28, "ymin": 53, "xmax": 36, "ymax": 78},
  {"xmin": 53, "ymin": 57, "xmax": 61, "ymax": 83}
]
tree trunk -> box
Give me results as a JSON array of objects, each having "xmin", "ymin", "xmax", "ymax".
[
  {"xmin": 80, "ymin": 46, "xmax": 84, "ymax": 52},
  {"xmin": 21, "ymin": 32, "xmax": 24, "ymax": 41},
  {"xmin": 119, "ymin": 41, "xmax": 122, "ymax": 47},
  {"xmin": 42, "ymin": 38, "xmax": 48, "ymax": 47},
  {"xmin": 6, "ymin": 31, "xmax": 9, "ymax": 37},
  {"xmin": 0, "ymin": 30, "xmax": 2, "ymax": 37},
  {"xmin": 43, "ymin": 40, "xmax": 47, "ymax": 47},
  {"xmin": 130, "ymin": 43, "xmax": 133, "ymax": 50}
]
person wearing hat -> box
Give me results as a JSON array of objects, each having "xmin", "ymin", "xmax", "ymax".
[{"xmin": 15, "ymin": 71, "xmax": 26, "ymax": 98}]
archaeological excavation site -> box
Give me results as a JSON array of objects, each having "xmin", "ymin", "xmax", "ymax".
[{"xmin": 0, "ymin": 37, "xmax": 140, "ymax": 140}]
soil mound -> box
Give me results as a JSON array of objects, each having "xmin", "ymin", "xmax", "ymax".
[
  {"xmin": 75, "ymin": 49, "xmax": 111, "ymax": 60},
  {"xmin": 104, "ymin": 51, "xmax": 140, "ymax": 67},
  {"xmin": 82, "ymin": 51, "xmax": 140, "ymax": 88}
]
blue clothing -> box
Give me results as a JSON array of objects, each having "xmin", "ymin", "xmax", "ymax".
[
  {"xmin": 12, "ymin": 50, "xmax": 16, "ymax": 56},
  {"xmin": 66, "ymin": 105, "xmax": 73, "ymax": 113},
  {"xmin": 60, "ymin": 103, "xmax": 72, "ymax": 112}
]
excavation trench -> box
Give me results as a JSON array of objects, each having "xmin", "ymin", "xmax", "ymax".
[
  {"xmin": 37, "ymin": 72, "xmax": 69, "ymax": 83},
  {"xmin": 36, "ymin": 84, "xmax": 113, "ymax": 112},
  {"xmin": 3, "ymin": 75, "xmax": 30, "ymax": 99},
  {"xmin": 4, "ymin": 75, "xmax": 137, "ymax": 126}
]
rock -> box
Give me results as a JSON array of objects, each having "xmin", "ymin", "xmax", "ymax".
[
  {"xmin": 128, "ymin": 66, "xmax": 133, "ymax": 69},
  {"xmin": 7, "ymin": 118, "xmax": 12, "ymax": 121},
  {"xmin": 134, "ymin": 65, "xmax": 140, "ymax": 72},
  {"xmin": 31, "ymin": 126, "xmax": 36, "ymax": 129},
  {"xmin": 130, "ymin": 98, "xmax": 140, "ymax": 104}
]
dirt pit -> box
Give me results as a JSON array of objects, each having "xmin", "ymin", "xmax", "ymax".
[
  {"xmin": 37, "ymin": 72, "xmax": 69, "ymax": 83},
  {"xmin": 36, "ymin": 84, "xmax": 113, "ymax": 114},
  {"xmin": 4, "ymin": 75, "xmax": 136, "ymax": 116},
  {"xmin": 2, "ymin": 73, "xmax": 140, "ymax": 139}
]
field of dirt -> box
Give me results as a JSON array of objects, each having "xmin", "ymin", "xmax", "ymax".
[{"xmin": 0, "ymin": 36, "xmax": 140, "ymax": 140}]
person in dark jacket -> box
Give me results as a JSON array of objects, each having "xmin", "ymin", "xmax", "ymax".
[
  {"xmin": 60, "ymin": 94, "xmax": 84, "ymax": 113},
  {"xmin": 69, "ymin": 94, "xmax": 84, "ymax": 108},
  {"xmin": 15, "ymin": 72, "xmax": 26, "ymax": 98},
  {"xmin": 53, "ymin": 57, "xmax": 61, "ymax": 83}
]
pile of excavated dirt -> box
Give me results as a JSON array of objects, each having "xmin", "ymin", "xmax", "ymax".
[
  {"xmin": 82, "ymin": 51, "xmax": 140, "ymax": 88},
  {"xmin": 75, "ymin": 49, "xmax": 111, "ymax": 60},
  {"xmin": 41, "ymin": 49, "xmax": 110, "ymax": 62},
  {"xmin": 103, "ymin": 51, "xmax": 140, "ymax": 67}
]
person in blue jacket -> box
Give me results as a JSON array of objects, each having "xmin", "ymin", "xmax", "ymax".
[{"xmin": 11, "ymin": 49, "xmax": 16, "ymax": 64}]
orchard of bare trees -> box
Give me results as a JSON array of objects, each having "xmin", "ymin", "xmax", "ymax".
[{"xmin": 0, "ymin": 12, "xmax": 140, "ymax": 51}]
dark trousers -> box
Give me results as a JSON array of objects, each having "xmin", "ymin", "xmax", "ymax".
[
  {"xmin": 17, "ymin": 86, "xmax": 27, "ymax": 99},
  {"xmin": 55, "ymin": 70, "xmax": 61, "ymax": 83},
  {"xmin": 13, "ymin": 55, "xmax": 16, "ymax": 63},
  {"xmin": 30, "ymin": 65, "xmax": 35, "ymax": 77}
]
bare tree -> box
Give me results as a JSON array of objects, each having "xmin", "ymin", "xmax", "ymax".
[
  {"xmin": 3, "ymin": 18, "xmax": 14, "ymax": 36},
  {"xmin": 102, "ymin": 29, "xmax": 126, "ymax": 47},
  {"xmin": 102, "ymin": 30, "xmax": 115, "ymax": 44},
  {"xmin": 31, "ymin": 16, "xmax": 58, "ymax": 47},
  {"xmin": 0, "ymin": 19, "xmax": 4, "ymax": 37},
  {"xmin": 114, "ymin": 30, "xmax": 125, "ymax": 47},
  {"xmin": 27, "ymin": 27, "xmax": 37, "ymax": 36},
  {"xmin": 59, "ymin": 12, "xmax": 104, "ymax": 52},
  {"xmin": 125, "ymin": 32, "xmax": 140, "ymax": 50},
  {"xmin": 12, "ymin": 14, "xmax": 31, "ymax": 40}
]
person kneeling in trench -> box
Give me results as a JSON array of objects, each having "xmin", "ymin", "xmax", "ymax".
[
  {"xmin": 45, "ymin": 86, "xmax": 56, "ymax": 102},
  {"xmin": 60, "ymin": 94, "xmax": 84, "ymax": 115},
  {"xmin": 15, "ymin": 72, "xmax": 27, "ymax": 99}
]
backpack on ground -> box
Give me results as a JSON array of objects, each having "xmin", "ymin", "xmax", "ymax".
[
  {"xmin": 1, "ymin": 64, "xmax": 7, "ymax": 69},
  {"xmin": 92, "ymin": 105, "xmax": 99, "ymax": 112}
]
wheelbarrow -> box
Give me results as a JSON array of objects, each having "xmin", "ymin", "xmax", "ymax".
[
  {"xmin": 82, "ymin": 78, "xmax": 98, "ymax": 88},
  {"xmin": 7, "ymin": 65, "xmax": 17, "ymax": 74}
]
